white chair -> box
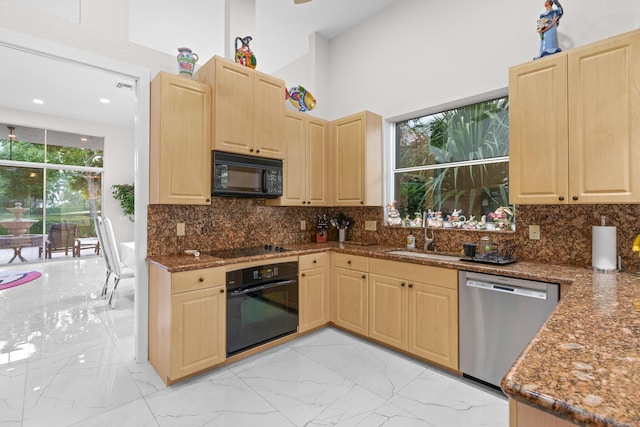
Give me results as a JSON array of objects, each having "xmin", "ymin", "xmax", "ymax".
[
  {"xmin": 95, "ymin": 216, "xmax": 112, "ymax": 298},
  {"xmin": 101, "ymin": 217, "xmax": 135, "ymax": 308}
]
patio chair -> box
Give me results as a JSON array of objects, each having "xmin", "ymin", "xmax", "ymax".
[{"xmin": 40, "ymin": 223, "xmax": 78, "ymax": 259}]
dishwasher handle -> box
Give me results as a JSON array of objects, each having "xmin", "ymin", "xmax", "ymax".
[{"xmin": 466, "ymin": 279, "xmax": 548, "ymax": 300}]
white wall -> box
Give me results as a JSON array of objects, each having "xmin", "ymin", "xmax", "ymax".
[
  {"xmin": 0, "ymin": 106, "xmax": 135, "ymax": 244},
  {"xmin": 325, "ymin": 0, "xmax": 640, "ymax": 120}
]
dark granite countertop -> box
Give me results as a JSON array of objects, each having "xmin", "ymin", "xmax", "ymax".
[{"xmin": 147, "ymin": 242, "xmax": 640, "ymax": 426}]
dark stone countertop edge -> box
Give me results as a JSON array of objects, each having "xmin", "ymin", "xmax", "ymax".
[{"xmin": 147, "ymin": 242, "xmax": 633, "ymax": 426}]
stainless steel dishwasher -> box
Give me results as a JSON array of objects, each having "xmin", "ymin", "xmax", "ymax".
[{"xmin": 459, "ymin": 271, "xmax": 559, "ymax": 390}]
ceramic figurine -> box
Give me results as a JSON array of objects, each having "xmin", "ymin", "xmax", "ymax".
[
  {"xmin": 534, "ymin": 0, "xmax": 563, "ymax": 59},
  {"xmin": 235, "ymin": 36, "xmax": 257, "ymax": 69},
  {"xmin": 413, "ymin": 212, "xmax": 422, "ymax": 227},
  {"xmin": 488, "ymin": 206, "xmax": 514, "ymax": 231},
  {"xmin": 176, "ymin": 47, "xmax": 199, "ymax": 76},
  {"xmin": 286, "ymin": 85, "xmax": 316, "ymax": 112},
  {"xmin": 387, "ymin": 201, "xmax": 402, "ymax": 226}
]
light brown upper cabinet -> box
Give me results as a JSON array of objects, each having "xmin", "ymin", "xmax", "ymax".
[
  {"xmin": 509, "ymin": 29, "xmax": 640, "ymax": 204},
  {"xmin": 332, "ymin": 111, "xmax": 383, "ymax": 206},
  {"xmin": 266, "ymin": 110, "xmax": 330, "ymax": 206},
  {"xmin": 197, "ymin": 56, "xmax": 285, "ymax": 159},
  {"xmin": 149, "ymin": 72, "xmax": 212, "ymax": 205}
]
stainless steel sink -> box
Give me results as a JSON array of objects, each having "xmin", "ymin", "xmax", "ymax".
[{"xmin": 384, "ymin": 250, "xmax": 461, "ymax": 262}]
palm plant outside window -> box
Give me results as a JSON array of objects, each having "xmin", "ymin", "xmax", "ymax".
[{"xmin": 393, "ymin": 96, "xmax": 512, "ymax": 226}]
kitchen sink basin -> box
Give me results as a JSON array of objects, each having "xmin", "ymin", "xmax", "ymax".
[{"xmin": 384, "ymin": 250, "xmax": 461, "ymax": 262}]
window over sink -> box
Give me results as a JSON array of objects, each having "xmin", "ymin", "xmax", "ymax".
[{"xmin": 389, "ymin": 95, "xmax": 513, "ymax": 231}]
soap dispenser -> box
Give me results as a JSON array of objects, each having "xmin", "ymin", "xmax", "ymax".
[{"xmin": 406, "ymin": 232, "xmax": 416, "ymax": 249}]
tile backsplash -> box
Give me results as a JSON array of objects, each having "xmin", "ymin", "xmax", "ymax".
[{"xmin": 148, "ymin": 201, "xmax": 640, "ymax": 270}]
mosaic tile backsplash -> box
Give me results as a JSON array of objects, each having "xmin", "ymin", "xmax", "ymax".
[{"xmin": 148, "ymin": 201, "xmax": 640, "ymax": 270}]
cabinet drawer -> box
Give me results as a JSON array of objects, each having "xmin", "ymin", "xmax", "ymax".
[
  {"xmin": 333, "ymin": 253, "xmax": 369, "ymax": 271},
  {"xmin": 171, "ymin": 267, "xmax": 225, "ymax": 294},
  {"xmin": 370, "ymin": 258, "xmax": 457, "ymax": 290},
  {"xmin": 299, "ymin": 252, "xmax": 328, "ymax": 270}
]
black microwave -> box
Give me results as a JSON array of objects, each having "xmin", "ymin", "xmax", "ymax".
[{"xmin": 212, "ymin": 151, "xmax": 283, "ymax": 198}]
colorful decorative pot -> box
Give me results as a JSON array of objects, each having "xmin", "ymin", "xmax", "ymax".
[
  {"xmin": 177, "ymin": 47, "xmax": 199, "ymax": 76},
  {"xmin": 234, "ymin": 36, "xmax": 257, "ymax": 69}
]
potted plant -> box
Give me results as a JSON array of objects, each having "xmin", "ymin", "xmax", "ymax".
[{"xmin": 111, "ymin": 184, "xmax": 134, "ymax": 221}]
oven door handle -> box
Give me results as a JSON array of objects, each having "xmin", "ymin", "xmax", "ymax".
[{"xmin": 229, "ymin": 279, "xmax": 297, "ymax": 296}]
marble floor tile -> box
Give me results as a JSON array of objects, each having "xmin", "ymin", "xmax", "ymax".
[{"xmin": 0, "ymin": 257, "xmax": 508, "ymax": 426}]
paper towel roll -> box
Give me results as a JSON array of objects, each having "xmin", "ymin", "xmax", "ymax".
[{"xmin": 592, "ymin": 226, "xmax": 617, "ymax": 270}]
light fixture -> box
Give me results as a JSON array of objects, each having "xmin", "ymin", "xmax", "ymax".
[
  {"xmin": 80, "ymin": 137, "xmax": 88, "ymax": 142},
  {"xmin": 32, "ymin": 99, "xmax": 44, "ymax": 105},
  {"xmin": 100, "ymin": 98, "xmax": 110, "ymax": 104},
  {"xmin": 7, "ymin": 126, "xmax": 15, "ymax": 139}
]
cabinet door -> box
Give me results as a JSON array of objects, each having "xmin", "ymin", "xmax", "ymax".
[
  {"xmin": 408, "ymin": 281, "xmax": 458, "ymax": 370},
  {"xmin": 299, "ymin": 266, "xmax": 329, "ymax": 333},
  {"xmin": 508, "ymin": 55, "xmax": 569, "ymax": 205},
  {"xmin": 332, "ymin": 267, "xmax": 368, "ymax": 336},
  {"xmin": 254, "ymin": 71, "xmax": 285, "ymax": 158},
  {"xmin": 170, "ymin": 286, "xmax": 226, "ymax": 380},
  {"xmin": 214, "ymin": 58, "xmax": 254, "ymax": 154},
  {"xmin": 306, "ymin": 117, "xmax": 330, "ymax": 205},
  {"xmin": 568, "ymin": 31, "xmax": 640, "ymax": 203},
  {"xmin": 150, "ymin": 72, "xmax": 212, "ymax": 205},
  {"xmin": 369, "ymin": 274, "xmax": 407, "ymax": 350},
  {"xmin": 333, "ymin": 114, "xmax": 365, "ymax": 205},
  {"xmin": 277, "ymin": 112, "xmax": 307, "ymax": 205}
]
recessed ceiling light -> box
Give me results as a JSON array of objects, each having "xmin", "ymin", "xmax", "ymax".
[
  {"xmin": 100, "ymin": 98, "xmax": 110, "ymax": 104},
  {"xmin": 33, "ymin": 99, "xmax": 44, "ymax": 104},
  {"xmin": 80, "ymin": 137, "xmax": 88, "ymax": 142}
]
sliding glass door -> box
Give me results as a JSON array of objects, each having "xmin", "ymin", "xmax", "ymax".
[{"xmin": 0, "ymin": 124, "xmax": 103, "ymax": 265}]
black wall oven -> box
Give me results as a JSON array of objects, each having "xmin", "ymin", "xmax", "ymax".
[{"xmin": 226, "ymin": 261, "xmax": 298, "ymax": 356}]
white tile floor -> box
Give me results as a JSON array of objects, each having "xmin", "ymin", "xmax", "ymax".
[{"xmin": 0, "ymin": 257, "xmax": 508, "ymax": 427}]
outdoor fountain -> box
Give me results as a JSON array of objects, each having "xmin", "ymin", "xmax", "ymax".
[{"xmin": 1, "ymin": 203, "xmax": 37, "ymax": 236}]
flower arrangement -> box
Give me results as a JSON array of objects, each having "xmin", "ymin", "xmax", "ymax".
[{"xmin": 330, "ymin": 213, "xmax": 354, "ymax": 230}]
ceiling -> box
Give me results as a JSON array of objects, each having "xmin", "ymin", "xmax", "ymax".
[{"xmin": 0, "ymin": 0, "xmax": 396, "ymax": 129}]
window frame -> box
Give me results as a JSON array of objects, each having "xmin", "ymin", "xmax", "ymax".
[{"xmin": 385, "ymin": 89, "xmax": 511, "ymax": 229}]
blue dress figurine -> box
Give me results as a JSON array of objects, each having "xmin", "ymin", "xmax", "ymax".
[{"xmin": 534, "ymin": 0, "xmax": 563, "ymax": 59}]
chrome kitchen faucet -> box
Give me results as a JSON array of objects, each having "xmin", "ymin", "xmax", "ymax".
[{"xmin": 423, "ymin": 211, "xmax": 435, "ymax": 251}]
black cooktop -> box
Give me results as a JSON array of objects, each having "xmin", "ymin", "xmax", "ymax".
[{"xmin": 206, "ymin": 245, "xmax": 290, "ymax": 259}]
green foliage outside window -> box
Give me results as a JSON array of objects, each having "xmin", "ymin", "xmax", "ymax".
[
  {"xmin": 0, "ymin": 128, "xmax": 104, "ymax": 237},
  {"xmin": 394, "ymin": 97, "xmax": 512, "ymax": 222}
]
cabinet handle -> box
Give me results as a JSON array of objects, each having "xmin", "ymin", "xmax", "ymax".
[
  {"xmin": 572, "ymin": 196, "xmax": 579, "ymax": 201},
  {"xmin": 307, "ymin": 201, "xmax": 311, "ymax": 205},
  {"xmin": 256, "ymin": 149, "xmax": 260, "ymax": 153},
  {"xmin": 313, "ymin": 260, "xmax": 317, "ymax": 263},
  {"xmin": 302, "ymin": 201, "xmax": 306, "ymax": 204},
  {"xmin": 220, "ymin": 289, "xmax": 224, "ymax": 294},
  {"xmin": 250, "ymin": 148, "xmax": 254, "ymax": 152},
  {"xmin": 301, "ymin": 273, "xmax": 306, "ymax": 277},
  {"xmin": 206, "ymin": 198, "xmax": 211, "ymax": 203},
  {"xmin": 558, "ymin": 196, "xmax": 565, "ymax": 201},
  {"xmin": 401, "ymin": 282, "xmax": 406, "ymax": 287},
  {"xmin": 360, "ymin": 201, "xmax": 364, "ymax": 205},
  {"xmin": 347, "ymin": 260, "xmax": 352, "ymax": 264},
  {"xmin": 199, "ymin": 277, "xmax": 204, "ymax": 282},
  {"xmin": 362, "ymin": 275, "xmax": 366, "ymax": 279},
  {"xmin": 408, "ymin": 283, "xmax": 413, "ymax": 288}
]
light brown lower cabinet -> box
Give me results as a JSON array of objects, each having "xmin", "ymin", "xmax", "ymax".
[
  {"xmin": 369, "ymin": 258, "xmax": 459, "ymax": 370},
  {"xmin": 509, "ymin": 399, "xmax": 574, "ymax": 427},
  {"xmin": 299, "ymin": 253, "xmax": 330, "ymax": 332},
  {"xmin": 331, "ymin": 253, "xmax": 369, "ymax": 336},
  {"xmin": 149, "ymin": 265, "xmax": 226, "ymax": 384}
]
